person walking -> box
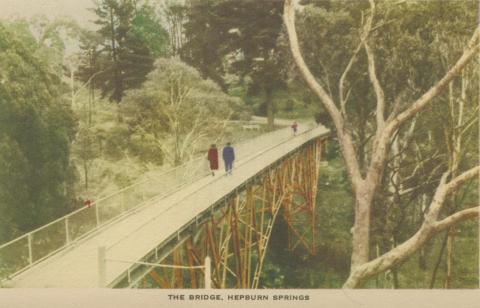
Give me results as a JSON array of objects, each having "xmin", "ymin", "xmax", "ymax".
[
  {"xmin": 222, "ymin": 142, "xmax": 235, "ymax": 176},
  {"xmin": 83, "ymin": 198, "xmax": 93, "ymax": 208},
  {"xmin": 291, "ymin": 121, "xmax": 298, "ymax": 136},
  {"xmin": 207, "ymin": 144, "xmax": 219, "ymax": 176}
]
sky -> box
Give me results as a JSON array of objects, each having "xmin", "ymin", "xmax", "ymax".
[{"xmin": 0, "ymin": 0, "xmax": 97, "ymax": 27}]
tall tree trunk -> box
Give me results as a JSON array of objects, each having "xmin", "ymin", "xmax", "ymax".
[
  {"xmin": 375, "ymin": 244, "xmax": 380, "ymax": 288},
  {"xmin": 88, "ymin": 85, "xmax": 93, "ymax": 126},
  {"xmin": 358, "ymin": 114, "xmax": 366, "ymax": 173},
  {"xmin": 429, "ymin": 231, "xmax": 448, "ymax": 288},
  {"xmin": 109, "ymin": 6, "xmax": 122, "ymax": 102},
  {"xmin": 83, "ymin": 159, "xmax": 89, "ymax": 192},
  {"xmin": 444, "ymin": 227, "xmax": 455, "ymax": 288},
  {"xmin": 283, "ymin": 0, "xmax": 480, "ymax": 288},
  {"xmin": 418, "ymin": 194, "xmax": 428, "ymax": 270},
  {"xmin": 351, "ymin": 189, "xmax": 373, "ymax": 269},
  {"xmin": 88, "ymin": 50, "xmax": 95, "ymax": 126},
  {"xmin": 391, "ymin": 237, "xmax": 399, "ymax": 288}
]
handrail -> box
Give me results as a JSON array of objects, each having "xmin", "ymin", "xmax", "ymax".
[
  {"xmin": 107, "ymin": 258, "xmax": 205, "ymax": 269},
  {"xmin": 104, "ymin": 123, "xmax": 328, "ymax": 287},
  {"xmin": 102, "ymin": 255, "xmax": 212, "ymax": 288},
  {"xmin": 104, "ymin": 124, "xmax": 318, "ymax": 251},
  {"xmin": 0, "ymin": 126, "xmax": 264, "ymax": 250},
  {"xmin": 0, "ymin": 122, "xmax": 313, "ymax": 281},
  {"xmin": 0, "ymin": 158, "xmax": 203, "ymax": 252}
]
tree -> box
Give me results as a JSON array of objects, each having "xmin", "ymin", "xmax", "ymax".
[
  {"xmin": 181, "ymin": 0, "xmax": 228, "ymax": 89},
  {"xmin": 161, "ymin": 0, "xmax": 187, "ymax": 56},
  {"xmin": 181, "ymin": 0, "xmax": 285, "ymax": 130},
  {"xmin": 77, "ymin": 31, "xmax": 104, "ymax": 125},
  {"xmin": 89, "ymin": 0, "xmax": 168, "ymax": 102},
  {"xmin": 72, "ymin": 127, "xmax": 100, "ymax": 192},
  {"xmin": 122, "ymin": 58, "xmax": 245, "ymax": 166},
  {"xmin": 283, "ymin": 0, "xmax": 479, "ymax": 288},
  {"xmin": 130, "ymin": 2, "xmax": 170, "ymax": 58},
  {"xmin": 0, "ymin": 24, "xmax": 76, "ymax": 242}
]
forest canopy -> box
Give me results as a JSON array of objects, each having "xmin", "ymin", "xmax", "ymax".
[
  {"xmin": 0, "ymin": 24, "xmax": 76, "ymax": 242},
  {"xmin": 0, "ymin": 0, "xmax": 478, "ymax": 290}
]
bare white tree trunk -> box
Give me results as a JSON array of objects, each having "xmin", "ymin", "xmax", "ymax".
[{"xmin": 283, "ymin": 0, "xmax": 480, "ymax": 287}]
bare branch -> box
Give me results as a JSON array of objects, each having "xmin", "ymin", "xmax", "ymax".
[
  {"xmin": 363, "ymin": 0, "xmax": 386, "ymax": 129},
  {"xmin": 387, "ymin": 27, "xmax": 480, "ymax": 133},
  {"xmin": 459, "ymin": 111, "xmax": 479, "ymax": 136},
  {"xmin": 345, "ymin": 165, "xmax": 479, "ymax": 288},
  {"xmin": 72, "ymin": 68, "xmax": 109, "ymax": 99},
  {"xmin": 424, "ymin": 166, "xmax": 479, "ymax": 222},
  {"xmin": 343, "ymin": 205, "xmax": 479, "ymax": 288},
  {"xmin": 433, "ymin": 206, "xmax": 479, "ymax": 233},
  {"xmin": 365, "ymin": 28, "xmax": 479, "ymax": 194},
  {"xmin": 339, "ymin": 5, "xmax": 392, "ymax": 116},
  {"xmin": 444, "ymin": 166, "xmax": 480, "ymax": 195},
  {"xmin": 284, "ymin": 0, "xmax": 363, "ymax": 188},
  {"xmin": 283, "ymin": 0, "xmax": 341, "ymax": 120},
  {"xmin": 340, "ymin": 41, "xmax": 363, "ymax": 115}
]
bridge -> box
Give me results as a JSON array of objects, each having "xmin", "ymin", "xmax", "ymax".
[{"xmin": 0, "ymin": 122, "xmax": 329, "ymax": 288}]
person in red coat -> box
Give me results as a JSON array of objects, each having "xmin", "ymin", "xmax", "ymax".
[
  {"xmin": 207, "ymin": 144, "xmax": 219, "ymax": 176},
  {"xmin": 84, "ymin": 199, "xmax": 93, "ymax": 208},
  {"xmin": 291, "ymin": 121, "xmax": 298, "ymax": 136}
]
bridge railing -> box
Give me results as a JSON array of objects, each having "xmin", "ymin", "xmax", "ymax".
[
  {"xmin": 0, "ymin": 155, "xmax": 210, "ymax": 281},
  {"xmin": 0, "ymin": 122, "xmax": 312, "ymax": 282}
]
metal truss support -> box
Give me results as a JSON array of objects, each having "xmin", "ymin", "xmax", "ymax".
[{"xmin": 139, "ymin": 139, "xmax": 324, "ymax": 289}]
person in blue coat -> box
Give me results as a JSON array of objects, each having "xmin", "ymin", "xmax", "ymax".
[{"xmin": 222, "ymin": 142, "xmax": 235, "ymax": 175}]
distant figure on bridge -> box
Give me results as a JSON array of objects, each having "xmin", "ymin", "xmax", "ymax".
[
  {"xmin": 84, "ymin": 199, "xmax": 93, "ymax": 208},
  {"xmin": 291, "ymin": 121, "xmax": 298, "ymax": 136},
  {"xmin": 222, "ymin": 142, "xmax": 235, "ymax": 176},
  {"xmin": 207, "ymin": 144, "xmax": 219, "ymax": 176}
]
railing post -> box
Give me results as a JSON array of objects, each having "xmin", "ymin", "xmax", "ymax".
[
  {"xmin": 65, "ymin": 217, "xmax": 70, "ymax": 245},
  {"xmin": 204, "ymin": 256, "xmax": 211, "ymax": 289},
  {"xmin": 27, "ymin": 234, "xmax": 33, "ymax": 265},
  {"xmin": 95, "ymin": 202, "xmax": 100, "ymax": 228},
  {"xmin": 98, "ymin": 246, "xmax": 106, "ymax": 288}
]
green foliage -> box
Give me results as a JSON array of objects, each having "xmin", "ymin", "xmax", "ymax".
[
  {"xmin": 0, "ymin": 23, "xmax": 76, "ymax": 242},
  {"xmin": 86, "ymin": 0, "xmax": 169, "ymax": 102},
  {"xmin": 182, "ymin": 0, "xmax": 286, "ymax": 126},
  {"xmin": 103, "ymin": 124, "xmax": 132, "ymax": 161},
  {"xmin": 72, "ymin": 126, "xmax": 101, "ymax": 191},
  {"xmin": 181, "ymin": 0, "xmax": 227, "ymax": 88},
  {"xmin": 5, "ymin": 16, "xmax": 85, "ymax": 79},
  {"xmin": 261, "ymin": 158, "xmax": 353, "ymax": 288},
  {"xmin": 363, "ymin": 0, "xmax": 479, "ymax": 288},
  {"xmin": 265, "ymin": 0, "xmax": 479, "ymax": 288},
  {"xmin": 0, "ymin": 0, "xmax": 475, "ymax": 290},
  {"xmin": 122, "ymin": 58, "xmax": 249, "ymax": 165},
  {"xmin": 132, "ymin": 4, "xmax": 169, "ymax": 57}
]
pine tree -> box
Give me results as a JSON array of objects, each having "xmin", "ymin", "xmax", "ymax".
[{"xmin": 89, "ymin": 0, "xmax": 167, "ymax": 102}]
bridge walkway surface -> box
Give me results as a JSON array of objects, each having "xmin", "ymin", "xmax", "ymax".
[{"xmin": 8, "ymin": 123, "xmax": 329, "ymax": 288}]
